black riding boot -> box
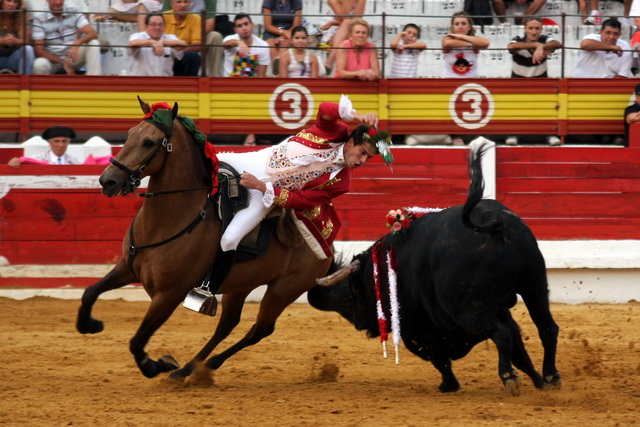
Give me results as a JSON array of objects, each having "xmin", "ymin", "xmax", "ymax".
[{"xmin": 208, "ymin": 249, "xmax": 237, "ymax": 294}]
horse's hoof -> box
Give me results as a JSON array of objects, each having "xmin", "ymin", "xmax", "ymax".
[
  {"xmin": 504, "ymin": 377, "xmax": 521, "ymax": 396},
  {"xmin": 168, "ymin": 369, "xmax": 188, "ymax": 381},
  {"xmin": 159, "ymin": 354, "xmax": 180, "ymax": 372},
  {"xmin": 543, "ymin": 373, "xmax": 562, "ymax": 390},
  {"xmin": 438, "ymin": 380, "xmax": 461, "ymax": 393},
  {"xmin": 77, "ymin": 317, "xmax": 104, "ymax": 334}
]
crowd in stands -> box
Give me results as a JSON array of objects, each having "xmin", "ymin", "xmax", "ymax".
[
  {"xmin": 2, "ymin": 0, "xmax": 640, "ymax": 146},
  {"xmin": 1, "ymin": 0, "xmax": 640, "ymax": 78}
]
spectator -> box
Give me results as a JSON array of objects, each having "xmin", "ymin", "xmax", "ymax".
[
  {"xmin": 509, "ymin": 17, "xmax": 561, "ymax": 78},
  {"xmin": 502, "ymin": 0, "xmax": 548, "ymax": 24},
  {"xmin": 321, "ymin": 0, "xmax": 366, "ymax": 75},
  {"xmin": 442, "ymin": 11, "xmax": 489, "ymax": 145},
  {"xmin": 0, "ymin": 0, "xmax": 35, "ymax": 74},
  {"xmin": 278, "ymin": 25, "xmax": 319, "ymax": 77},
  {"xmin": 442, "ymin": 11, "xmax": 489, "ymax": 79},
  {"xmin": 26, "ymin": 0, "xmax": 88, "ymax": 19},
  {"xmin": 164, "ymin": 0, "xmax": 201, "ymax": 76},
  {"xmin": 31, "ymin": 0, "xmax": 102, "ymax": 75},
  {"xmin": 389, "ymin": 23, "xmax": 426, "ymax": 78},
  {"xmin": 464, "ymin": 0, "xmax": 510, "ymax": 26},
  {"xmin": 579, "ymin": 0, "xmax": 602, "ymax": 25},
  {"xmin": 128, "ymin": 13, "xmax": 186, "ymax": 76},
  {"xmin": 630, "ymin": 28, "xmax": 640, "ymax": 74},
  {"xmin": 261, "ymin": 0, "xmax": 302, "ymax": 75},
  {"xmin": 223, "ymin": 14, "xmax": 270, "ymax": 77},
  {"xmin": 630, "ymin": 0, "xmax": 640, "ymax": 28},
  {"xmin": 163, "ymin": 0, "xmax": 224, "ymax": 77},
  {"xmin": 223, "ymin": 13, "xmax": 270, "ymax": 146},
  {"xmin": 8, "ymin": 126, "xmax": 79, "ymax": 168},
  {"xmin": 623, "ymin": 82, "xmax": 640, "ymax": 147},
  {"xmin": 506, "ymin": 17, "xmax": 562, "ymax": 145},
  {"xmin": 334, "ymin": 17, "xmax": 379, "ymax": 80},
  {"xmin": 573, "ymin": 18, "xmax": 632, "ymax": 78},
  {"xmin": 94, "ymin": 0, "xmax": 162, "ymax": 32}
]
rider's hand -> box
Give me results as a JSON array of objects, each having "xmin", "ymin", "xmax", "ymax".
[
  {"xmin": 353, "ymin": 112, "xmax": 379, "ymax": 128},
  {"xmin": 240, "ymin": 171, "xmax": 267, "ymax": 193}
]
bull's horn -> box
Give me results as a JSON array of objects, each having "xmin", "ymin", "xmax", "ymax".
[{"xmin": 316, "ymin": 260, "xmax": 361, "ymax": 287}]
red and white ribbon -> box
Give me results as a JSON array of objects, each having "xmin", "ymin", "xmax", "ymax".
[
  {"xmin": 371, "ymin": 242, "xmax": 388, "ymax": 358},
  {"xmin": 387, "ymin": 248, "xmax": 401, "ymax": 365}
]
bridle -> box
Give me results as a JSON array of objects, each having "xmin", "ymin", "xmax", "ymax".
[{"xmin": 108, "ymin": 117, "xmax": 174, "ymax": 196}]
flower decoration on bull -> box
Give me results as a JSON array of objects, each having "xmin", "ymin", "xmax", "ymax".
[
  {"xmin": 364, "ymin": 127, "xmax": 394, "ymax": 170},
  {"xmin": 386, "ymin": 208, "xmax": 414, "ymax": 235}
]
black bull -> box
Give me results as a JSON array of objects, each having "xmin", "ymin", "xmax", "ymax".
[{"xmin": 309, "ymin": 144, "xmax": 562, "ymax": 396}]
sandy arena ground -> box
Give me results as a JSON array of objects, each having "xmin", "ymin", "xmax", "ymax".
[{"xmin": 1, "ymin": 296, "xmax": 639, "ymax": 426}]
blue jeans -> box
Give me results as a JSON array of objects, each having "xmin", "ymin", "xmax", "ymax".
[{"xmin": 0, "ymin": 45, "xmax": 35, "ymax": 74}]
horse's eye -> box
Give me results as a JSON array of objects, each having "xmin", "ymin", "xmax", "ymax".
[{"xmin": 142, "ymin": 139, "xmax": 156, "ymax": 148}]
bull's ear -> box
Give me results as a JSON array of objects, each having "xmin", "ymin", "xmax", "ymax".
[
  {"xmin": 138, "ymin": 96, "xmax": 150, "ymax": 115},
  {"xmin": 171, "ymin": 102, "xmax": 179, "ymax": 120},
  {"xmin": 316, "ymin": 260, "xmax": 360, "ymax": 286}
]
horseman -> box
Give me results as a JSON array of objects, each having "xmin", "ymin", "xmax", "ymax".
[{"xmin": 212, "ymin": 94, "xmax": 393, "ymax": 288}]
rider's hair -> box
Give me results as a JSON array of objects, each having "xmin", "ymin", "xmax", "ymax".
[{"xmin": 350, "ymin": 124, "xmax": 371, "ymax": 146}]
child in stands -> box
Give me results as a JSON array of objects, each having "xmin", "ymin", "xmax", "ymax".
[{"xmin": 389, "ymin": 23, "xmax": 426, "ymax": 78}]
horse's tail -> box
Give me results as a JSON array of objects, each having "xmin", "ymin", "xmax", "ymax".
[{"xmin": 462, "ymin": 141, "xmax": 503, "ymax": 232}]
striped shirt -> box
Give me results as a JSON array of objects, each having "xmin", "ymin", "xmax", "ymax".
[
  {"xmin": 390, "ymin": 39, "xmax": 421, "ymax": 78},
  {"xmin": 31, "ymin": 6, "xmax": 90, "ymax": 57},
  {"xmin": 509, "ymin": 34, "xmax": 554, "ymax": 78}
]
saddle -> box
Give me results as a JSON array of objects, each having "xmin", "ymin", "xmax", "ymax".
[
  {"xmin": 216, "ymin": 162, "xmax": 278, "ymax": 261},
  {"xmin": 183, "ymin": 163, "xmax": 303, "ymax": 316}
]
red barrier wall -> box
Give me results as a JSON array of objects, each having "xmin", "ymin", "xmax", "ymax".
[{"xmin": 1, "ymin": 145, "xmax": 639, "ymax": 266}]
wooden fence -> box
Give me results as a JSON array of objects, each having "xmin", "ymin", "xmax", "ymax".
[
  {"xmin": 1, "ymin": 145, "xmax": 639, "ymax": 266},
  {"xmin": 1, "ymin": 76, "xmax": 639, "ymax": 143}
]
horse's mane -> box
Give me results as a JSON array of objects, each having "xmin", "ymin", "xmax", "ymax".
[{"xmin": 175, "ymin": 115, "xmax": 213, "ymax": 184}]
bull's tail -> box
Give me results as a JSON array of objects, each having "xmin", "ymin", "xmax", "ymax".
[{"xmin": 462, "ymin": 142, "xmax": 503, "ymax": 232}]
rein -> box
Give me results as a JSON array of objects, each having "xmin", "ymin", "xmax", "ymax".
[
  {"xmin": 141, "ymin": 187, "xmax": 213, "ymax": 198},
  {"xmin": 126, "ymin": 195, "xmax": 212, "ymax": 270}
]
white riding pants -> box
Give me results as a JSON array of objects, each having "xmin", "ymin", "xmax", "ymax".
[{"xmin": 217, "ymin": 148, "xmax": 273, "ymax": 252}]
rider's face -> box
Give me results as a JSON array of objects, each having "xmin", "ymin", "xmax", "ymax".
[{"xmin": 343, "ymin": 140, "xmax": 375, "ymax": 169}]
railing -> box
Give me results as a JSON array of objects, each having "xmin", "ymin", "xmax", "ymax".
[{"xmin": 6, "ymin": 2, "xmax": 639, "ymax": 78}]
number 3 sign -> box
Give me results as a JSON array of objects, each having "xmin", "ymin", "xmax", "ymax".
[
  {"xmin": 449, "ymin": 83, "xmax": 495, "ymax": 130},
  {"xmin": 269, "ymin": 83, "xmax": 315, "ymax": 130}
]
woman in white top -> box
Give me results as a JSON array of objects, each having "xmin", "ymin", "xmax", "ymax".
[
  {"xmin": 279, "ymin": 26, "xmax": 319, "ymax": 78},
  {"xmin": 441, "ymin": 11, "xmax": 489, "ymax": 145},
  {"xmin": 441, "ymin": 11, "xmax": 489, "ymax": 79}
]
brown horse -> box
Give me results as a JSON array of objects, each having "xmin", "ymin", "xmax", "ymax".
[{"xmin": 76, "ymin": 98, "xmax": 332, "ymax": 379}]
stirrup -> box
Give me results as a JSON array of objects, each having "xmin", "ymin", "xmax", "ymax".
[{"xmin": 183, "ymin": 282, "xmax": 218, "ymax": 316}]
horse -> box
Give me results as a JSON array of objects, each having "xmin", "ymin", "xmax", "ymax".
[{"xmin": 76, "ymin": 98, "xmax": 333, "ymax": 379}]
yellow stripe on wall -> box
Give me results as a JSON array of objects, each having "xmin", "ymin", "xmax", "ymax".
[
  {"xmin": 567, "ymin": 94, "xmax": 632, "ymax": 120},
  {"xmin": 208, "ymin": 93, "xmax": 381, "ymax": 120},
  {"xmin": 27, "ymin": 91, "xmax": 201, "ymax": 118},
  {"xmin": 389, "ymin": 93, "xmax": 560, "ymax": 120},
  {"xmin": 2, "ymin": 88, "xmax": 630, "ymax": 124},
  {"xmin": 0, "ymin": 91, "xmax": 22, "ymax": 117}
]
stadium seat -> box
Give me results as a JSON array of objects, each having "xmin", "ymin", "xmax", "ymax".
[
  {"xmin": 479, "ymin": 49, "xmax": 511, "ymax": 78},
  {"xmin": 425, "ymin": 0, "xmax": 465, "ymax": 26},
  {"xmin": 95, "ymin": 21, "xmax": 136, "ymax": 76}
]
